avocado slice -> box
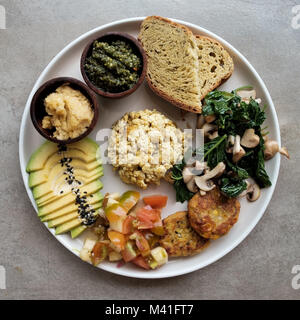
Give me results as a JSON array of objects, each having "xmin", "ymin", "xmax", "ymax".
[
  {"xmin": 70, "ymin": 225, "xmax": 87, "ymax": 239},
  {"xmin": 26, "ymin": 141, "xmax": 57, "ymax": 173},
  {"xmin": 55, "ymin": 218, "xmax": 82, "ymax": 235},
  {"xmin": 38, "ymin": 180, "xmax": 103, "ymax": 216},
  {"xmin": 26, "ymin": 138, "xmax": 101, "ymax": 173},
  {"xmin": 33, "ymin": 166, "xmax": 103, "ymax": 201},
  {"xmin": 35, "ymin": 173, "xmax": 103, "ymax": 207},
  {"xmin": 29, "ymin": 158, "xmax": 102, "ymax": 189},
  {"xmin": 40, "ymin": 196, "xmax": 102, "ymax": 221},
  {"xmin": 48, "ymin": 211, "xmax": 78, "ymax": 228},
  {"xmin": 38, "ymin": 191, "xmax": 103, "ymax": 218}
]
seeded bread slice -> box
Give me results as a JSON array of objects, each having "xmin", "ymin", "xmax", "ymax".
[
  {"xmin": 138, "ymin": 16, "xmax": 202, "ymax": 113},
  {"xmin": 195, "ymin": 35, "xmax": 234, "ymax": 100}
]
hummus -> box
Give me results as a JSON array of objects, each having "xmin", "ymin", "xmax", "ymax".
[{"xmin": 42, "ymin": 85, "xmax": 94, "ymax": 140}]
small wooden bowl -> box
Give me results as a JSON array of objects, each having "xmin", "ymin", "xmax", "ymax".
[
  {"xmin": 80, "ymin": 32, "xmax": 147, "ymax": 98},
  {"xmin": 30, "ymin": 77, "xmax": 99, "ymax": 144}
]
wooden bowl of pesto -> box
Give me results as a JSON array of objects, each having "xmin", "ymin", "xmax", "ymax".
[
  {"xmin": 80, "ymin": 32, "xmax": 147, "ymax": 98},
  {"xmin": 30, "ymin": 77, "xmax": 99, "ymax": 144}
]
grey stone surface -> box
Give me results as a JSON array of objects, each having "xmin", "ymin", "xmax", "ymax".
[{"xmin": 0, "ymin": 0, "xmax": 299, "ymax": 300}]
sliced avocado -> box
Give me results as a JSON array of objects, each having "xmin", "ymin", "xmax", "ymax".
[
  {"xmin": 55, "ymin": 218, "xmax": 82, "ymax": 235},
  {"xmin": 35, "ymin": 172, "xmax": 103, "ymax": 206},
  {"xmin": 70, "ymin": 225, "xmax": 87, "ymax": 239},
  {"xmin": 40, "ymin": 197, "xmax": 102, "ymax": 221},
  {"xmin": 29, "ymin": 158, "xmax": 102, "ymax": 189},
  {"xmin": 33, "ymin": 166, "xmax": 103, "ymax": 201},
  {"xmin": 26, "ymin": 138, "xmax": 101, "ymax": 173},
  {"xmin": 48, "ymin": 211, "xmax": 79, "ymax": 228},
  {"xmin": 38, "ymin": 191, "xmax": 103, "ymax": 218},
  {"xmin": 38, "ymin": 180, "xmax": 103, "ymax": 216},
  {"xmin": 26, "ymin": 141, "xmax": 57, "ymax": 173}
]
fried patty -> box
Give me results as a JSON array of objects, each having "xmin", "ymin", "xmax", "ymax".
[
  {"xmin": 159, "ymin": 211, "xmax": 209, "ymax": 257},
  {"xmin": 188, "ymin": 188, "xmax": 240, "ymax": 240}
]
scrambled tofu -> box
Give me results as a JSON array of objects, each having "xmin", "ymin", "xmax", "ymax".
[{"xmin": 108, "ymin": 109, "xmax": 184, "ymax": 189}]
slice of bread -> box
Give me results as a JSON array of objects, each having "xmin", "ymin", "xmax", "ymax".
[
  {"xmin": 138, "ymin": 16, "xmax": 234, "ymax": 114},
  {"xmin": 138, "ymin": 16, "xmax": 202, "ymax": 113},
  {"xmin": 195, "ymin": 35, "xmax": 234, "ymax": 99}
]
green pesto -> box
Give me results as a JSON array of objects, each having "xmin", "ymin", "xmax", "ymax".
[{"xmin": 84, "ymin": 39, "xmax": 142, "ymax": 93}]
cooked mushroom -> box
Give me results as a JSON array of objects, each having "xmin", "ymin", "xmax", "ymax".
[
  {"xmin": 186, "ymin": 177, "xmax": 198, "ymax": 193},
  {"xmin": 204, "ymin": 114, "xmax": 216, "ymax": 123},
  {"xmin": 232, "ymin": 135, "xmax": 246, "ymax": 163},
  {"xmin": 238, "ymin": 180, "xmax": 252, "ymax": 198},
  {"xmin": 202, "ymin": 123, "xmax": 218, "ymax": 140},
  {"xmin": 196, "ymin": 115, "xmax": 205, "ymax": 129},
  {"xmin": 246, "ymin": 183, "xmax": 261, "ymax": 202},
  {"xmin": 279, "ymin": 146, "xmax": 290, "ymax": 159},
  {"xmin": 241, "ymin": 128, "xmax": 260, "ymax": 148},
  {"xmin": 237, "ymin": 89, "xmax": 256, "ymax": 101},
  {"xmin": 199, "ymin": 190, "xmax": 207, "ymax": 196},
  {"xmin": 194, "ymin": 161, "xmax": 208, "ymax": 172},
  {"xmin": 226, "ymin": 135, "xmax": 235, "ymax": 153},
  {"xmin": 264, "ymin": 140, "xmax": 290, "ymax": 160},
  {"xmin": 182, "ymin": 167, "xmax": 194, "ymax": 184},
  {"xmin": 194, "ymin": 162, "xmax": 226, "ymax": 192}
]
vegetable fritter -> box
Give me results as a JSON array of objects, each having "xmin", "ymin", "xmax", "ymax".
[
  {"xmin": 159, "ymin": 211, "xmax": 209, "ymax": 257},
  {"xmin": 188, "ymin": 188, "xmax": 240, "ymax": 239}
]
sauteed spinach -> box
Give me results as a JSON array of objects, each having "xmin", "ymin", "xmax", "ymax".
[{"xmin": 171, "ymin": 87, "xmax": 271, "ymax": 202}]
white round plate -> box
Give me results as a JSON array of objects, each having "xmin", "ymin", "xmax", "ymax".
[{"xmin": 19, "ymin": 17, "xmax": 281, "ymax": 279}]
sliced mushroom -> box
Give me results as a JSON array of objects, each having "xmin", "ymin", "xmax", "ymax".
[
  {"xmin": 194, "ymin": 161, "xmax": 208, "ymax": 172},
  {"xmin": 196, "ymin": 115, "xmax": 205, "ymax": 129},
  {"xmin": 264, "ymin": 140, "xmax": 290, "ymax": 160},
  {"xmin": 204, "ymin": 114, "xmax": 216, "ymax": 123},
  {"xmin": 255, "ymin": 98, "xmax": 262, "ymax": 104},
  {"xmin": 238, "ymin": 180, "xmax": 252, "ymax": 198},
  {"xmin": 182, "ymin": 167, "xmax": 194, "ymax": 184},
  {"xmin": 194, "ymin": 162, "xmax": 226, "ymax": 192},
  {"xmin": 226, "ymin": 135, "xmax": 235, "ymax": 153},
  {"xmin": 279, "ymin": 146, "xmax": 290, "ymax": 159},
  {"xmin": 246, "ymin": 183, "xmax": 261, "ymax": 202},
  {"xmin": 208, "ymin": 131, "xmax": 219, "ymax": 140},
  {"xmin": 237, "ymin": 89, "xmax": 256, "ymax": 101},
  {"xmin": 186, "ymin": 177, "xmax": 198, "ymax": 193},
  {"xmin": 232, "ymin": 135, "xmax": 246, "ymax": 163},
  {"xmin": 241, "ymin": 128, "xmax": 260, "ymax": 148},
  {"xmin": 199, "ymin": 190, "xmax": 207, "ymax": 196},
  {"xmin": 202, "ymin": 123, "xmax": 218, "ymax": 140}
]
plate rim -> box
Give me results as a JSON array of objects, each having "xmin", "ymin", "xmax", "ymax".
[{"xmin": 19, "ymin": 17, "xmax": 281, "ymax": 279}]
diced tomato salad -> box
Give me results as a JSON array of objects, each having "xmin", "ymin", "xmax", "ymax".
[{"xmin": 86, "ymin": 191, "xmax": 169, "ymax": 270}]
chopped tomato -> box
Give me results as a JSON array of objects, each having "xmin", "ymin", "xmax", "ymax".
[
  {"xmin": 132, "ymin": 256, "xmax": 150, "ymax": 270},
  {"xmin": 91, "ymin": 242, "xmax": 108, "ymax": 266},
  {"xmin": 135, "ymin": 231, "xmax": 150, "ymax": 256},
  {"xmin": 119, "ymin": 191, "xmax": 140, "ymax": 212},
  {"xmin": 121, "ymin": 240, "xmax": 137, "ymax": 262},
  {"xmin": 107, "ymin": 230, "xmax": 126, "ymax": 251},
  {"xmin": 143, "ymin": 195, "xmax": 168, "ymax": 209},
  {"xmin": 122, "ymin": 215, "xmax": 134, "ymax": 234},
  {"xmin": 136, "ymin": 205, "xmax": 162, "ymax": 230}
]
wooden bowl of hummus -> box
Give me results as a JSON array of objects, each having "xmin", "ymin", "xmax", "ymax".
[{"xmin": 30, "ymin": 77, "xmax": 99, "ymax": 144}]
